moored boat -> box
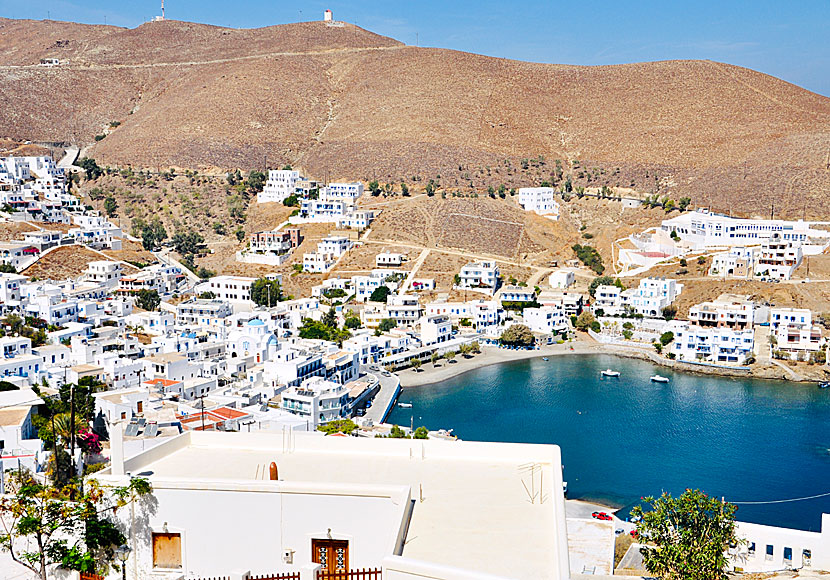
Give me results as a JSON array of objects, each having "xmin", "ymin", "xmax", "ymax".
[
  {"xmin": 650, "ymin": 375, "xmax": 670, "ymax": 383},
  {"xmin": 398, "ymin": 402, "xmax": 413, "ymax": 408},
  {"xmin": 601, "ymin": 369, "xmax": 620, "ymax": 377}
]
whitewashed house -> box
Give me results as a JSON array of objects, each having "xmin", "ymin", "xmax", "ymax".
[
  {"xmin": 754, "ymin": 234, "xmax": 803, "ymax": 280},
  {"xmin": 689, "ymin": 294, "xmax": 769, "ymax": 330},
  {"xmin": 281, "ymin": 376, "xmax": 350, "ymax": 428},
  {"xmin": 457, "ymin": 261, "xmax": 500, "ymax": 295},
  {"xmin": 418, "ymin": 314, "xmax": 453, "ymax": 346},
  {"xmin": 672, "ymin": 322, "xmax": 755, "ymax": 365},
  {"xmin": 549, "ymin": 269, "xmax": 575, "ymax": 289},
  {"xmin": 258, "ymin": 170, "xmax": 300, "ymax": 203},
  {"xmin": 523, "ymin": 305, "xmax": 569, "ymax": 335},
  {"xmin": 518, "ymin": 187, "xmax": 560, "ymax": 219}
]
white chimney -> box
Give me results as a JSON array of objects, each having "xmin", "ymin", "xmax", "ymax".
[
  {"xmin": 110, "ymin": 419, "xmax": 125, "ymax": 476},
  {"xmin": 324, "ymin": 9, "xmax": 333, "ymax": 22}
]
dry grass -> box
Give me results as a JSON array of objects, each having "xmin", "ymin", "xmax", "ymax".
[
  {"xmin": 22, "ymin": 245, "xmax": 106, "ymax": 279},
  {"xmin": 0, "ymin": 18, "xmax": 827, "ymax": 217}
]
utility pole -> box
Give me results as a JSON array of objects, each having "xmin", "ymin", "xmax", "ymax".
[{"xmin": 197, "ymin": 393, "xmax": 206, "ymax": 431}]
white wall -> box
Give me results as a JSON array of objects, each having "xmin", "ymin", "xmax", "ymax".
[{"xmin": 107, "ymin": 478, "xmax": 410, "ymax": 578}]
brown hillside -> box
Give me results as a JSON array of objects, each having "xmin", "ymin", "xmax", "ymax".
[{"xmin": 1, "ymin": 18, "xmax": 829, "ymax": 217}]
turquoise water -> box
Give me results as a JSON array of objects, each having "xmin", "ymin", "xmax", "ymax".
[{"xmin": 387, "ymin": 354, "xmax": 830, "ymax": 531}]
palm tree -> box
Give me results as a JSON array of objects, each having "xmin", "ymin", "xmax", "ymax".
[
  {"xmin": 411, "ymin": 359, "xmax": 422, "ymax": 372},
  {"xmin": 52, "ymin": 413, "xmax": 86, "ymax": 446},
  {"xmin": 430, "ymin": 352, "xmax": 440, "ymax": 367}
]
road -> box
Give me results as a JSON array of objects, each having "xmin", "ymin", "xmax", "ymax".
[
  {"xmin": 364, "ymin": 370, "xmax": 401, "ymax": 424},
  {"xmin": 57, "ymin": 146, "xmax": 79, "ymax": 170},
  {"xmin": 155, "ymin": 248, "xmax": 201, "ymax": 286},
  {"xmin": 400, "ymin": 249, "xmax": 430, "ymax": 292}
]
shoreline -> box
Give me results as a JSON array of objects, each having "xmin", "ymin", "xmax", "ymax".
[{"xmin": 397, "ymin": 337, "xmax": 823, "ymax": 388}]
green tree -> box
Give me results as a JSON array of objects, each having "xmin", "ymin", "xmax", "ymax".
[
  {"xmin": 322, "ymin": 307, "xmax": 338, "ymax": 329},
  {"xmin": 140, "ymin": 217, "xmax": 167, "ymax": 251},
  {"xmin": 344, "ymin": 316, "xmax": 361, "ymax": 330},
  {"xmin": 660, "ymin": 331, "xmax": 675, "ymax": 346},
  {"xmin": 443, "ymin": 350, "xmax": 456, "ymax": 363},
  {"xmin": 678, "ymin": 197, "xmax": 691, "ymax": 211},
  {"xmin": 631, "ymin": 490, "xmax": 739, "ymax": 580},
  {"xmin": 0, "ymin": 472, "xmax": 152, "ymax": 579},
  {"xmin": 171, "ymin": 231, "xmax": 205, "ymax": 256},
  {"xmin": 623, "ymin": 330, "xmax": 633, "ymax": 340},
  {"xmin": 413, "ymin": 426, "xmax": 429, "ymax": 439},
  {"xmin": 74, "ymin": 157, "xmax": 102, "ymax": 180},
  {"xmin": 283, "ymin": 194, "xmax": 299, "ymax": 207},
  {"xmin": 246, "ymin": 170, "xmax": 267, "ymax": 193},
  {"xmin": 103, "ymin": 197, "xmax": 117, "ymax": 217},
  {"xmin": 574, "ymin": 311, "xmax": 596, "ymax": 332},
  {"xmin": 368, "ymin": 180, "xmax": 381, "ymax": 196},
  {"xmin": 134, "ymin": 289, "xmax": 160, "ymax": 311},
  {"xmin": 0, "ymin": 263, "xmax": 17, "ymax": 274},
  {"xmin": 369, "ymin": 285, "xmax": 391, "ymax": 303},
  {"xmin": 400, "ymin": 182, "xmax": 409, "ymax": 196},
  {"xmin": 317, "ymin": 419, "xmax": 357, "ymax": 435},
  {"xmin": 662, "ymin": 305, "xmax": 678, "ymax": 321},
  {"xmin": 572, "ymin": 244, "xmax": 605, "ymax": 275},
  {"xmin": 410, "ymin": 358, "xmax": 422, "ymax": 371},
  {"xmin": 250, "ymin": 278, "xmax": 283, "ymax": 307},
  {"xmin": 425, "ymin": 180, "xmax": 436, "ymax": 196},
  {"xmin": 500, "ymin": 324, "xmax": 535, "ymax": 347},
  {"xmin": 378, "ymin": 318, "xmax": 398, "ymax": 333},
  {"xmin": 588, "ymin": 276, "xmax": 624, "ymax": 297}
]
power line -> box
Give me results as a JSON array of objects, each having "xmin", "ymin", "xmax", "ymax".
[{"xmin": 730, "ymin": 491, "xmax": 830, "ymax": 505}]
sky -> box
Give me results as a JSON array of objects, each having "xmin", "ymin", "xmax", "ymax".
[{"xmin": 2, "ymin": 0, "xmax": 828, "ymax": 96}]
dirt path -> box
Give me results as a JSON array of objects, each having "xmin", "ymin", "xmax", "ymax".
[{"xmin": 401, "ymin": 248, "xmax": 430, "ymax": 292}]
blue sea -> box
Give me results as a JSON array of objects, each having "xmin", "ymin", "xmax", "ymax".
[{"xmin": 387, "ymin": 354, "xmax": 830, "ymax": 531}]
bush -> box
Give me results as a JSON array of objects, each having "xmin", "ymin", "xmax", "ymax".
[
  {"xmin": 659, "ymin": 331, "xmax": 675, "ymax": 346},
  {"xmin": 369, "ymin": 285, "xmax": 391, "ymax": 302},
  {"xmin": 572, "ymin": 244, "xmax": 604, "ymax": 274},
  {"xmin": 500, "ymin": 324, "xmax": 535, "ymax": 347}
]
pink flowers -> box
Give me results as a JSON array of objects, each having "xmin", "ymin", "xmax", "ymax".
[{"xmin": 77, "ymin": 428, "xmax": 102, "ymax": 454}]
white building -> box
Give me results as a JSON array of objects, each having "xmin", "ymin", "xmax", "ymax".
[
  {"xmin": 258, "ymin": 170, "xmax": 300, "ymax": 203},
  {"xmin": 593, "ymin": 285, "xmax": 624, "ymax": 316},
  {"xmin": 281, "ymin": 376, "xmax": 350, "ymax": 428},
  {"xmin": 518, "ymin": 187, "xmax": 560, "ymax": 219},
  {"xmin": 320, "ymin": 182, "xmax": 364, "ymax": 203},
  {"xmin": 83, "ymin": 260, "xmax": 122, "ymax": 289},
  {"xmin": 709, "ymin": 247, "xmax": 757, "ymax": 279},
  {"xmin": 773, "ymin": 324, "xmax": 824, "ymax": 361},
  {"xmin": 203, "ymin": 275, "xmax": 257, "ymax": 304},
  {"xmin": 688, "ymin": 294, "xmax": 768, "ymax": 330},
  {"xmin": 661, "ymin": 209, "xmax": 830, "ymax": 254},
  {"xmin": 94, "ymin": 430, "xmax": 570, "ymax": 580},
  {"xmin": 623, "ymin": 277, "xmax": 682, "ymax": 318},
  {"xmin": 754, "ymin": 234, "xmax": 803, "ymax": 280},
  {"xmin": 523, "ymin": 305, "xmax": 569, "ymax": 335},
  {"xmin": 499, "ymin": 285, "xmax": 536, "ymax": 303},
  {"xmin": 386, "ymin": 294, "xmax": 423, "ymax": 327},
  {"xmin": 672, "ymin": 322, "xmax": 755, "ymax": 365},
  {"xmin": 303, "ymin": 236, "xmax": 354, "ymax": 273},
  {"xmin": 376, "ymin": 251, "xmax": 405, "ymax": 267},
  {"xmin": 549, "ymin": 269, "xmax": 575, "ymax": 289},
  {"xmin": 770, "ymin": 308, "xmax": 812, "ymax": 329},
  {"xmin": 418, "ymin": 314, "xmax": 453, "ymax": 346},
  {"xmin": 457, "ymin": 261, "xmax": 500, "ymax": 295}
]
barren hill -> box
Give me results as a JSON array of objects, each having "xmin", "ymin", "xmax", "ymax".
[{"xmin": 1, "ymin": 18, "xmax": 829, "ymax": 216}]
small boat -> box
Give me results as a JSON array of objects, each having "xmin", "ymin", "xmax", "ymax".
[
  {"xmin": 398, "ymin": 402, "xmax": 413, "ymax": 408},
  {"xmin": 650, "ymin": 375, "xmax": 670, "ymax": 383},
  {"xmin": 819, "ymin": 382, "xmax": 830, "ymax": 389},
  {"xmin": 542, "ymin": 357, "xmax": 549, "ymax": 361},
  {"xmin": 601, "ymin": 369, "xmax": 620, "ymax": 377}
]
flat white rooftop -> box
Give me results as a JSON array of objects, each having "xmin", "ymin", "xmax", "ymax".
[{"xmin": 110, "ymin": 431, "xmax": 568, "ymax": 579}]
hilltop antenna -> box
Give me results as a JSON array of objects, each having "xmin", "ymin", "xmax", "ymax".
[{"xmin": 161, "ymin": 0, "xmax": 165, "ymax": 20}]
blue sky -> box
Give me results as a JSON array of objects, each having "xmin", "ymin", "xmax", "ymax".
[{"xmin": 4, "ymin": 0, "xmax": 828, "ymax": 96}]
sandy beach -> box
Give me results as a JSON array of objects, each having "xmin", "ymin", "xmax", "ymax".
[{"xmin": 398, "ymin": 340, "xmax": 604, "ymax": 387}]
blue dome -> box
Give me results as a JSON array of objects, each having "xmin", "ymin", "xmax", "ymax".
[{"xmin": 248, "ymin": 319, "xmax": 265, "ymax": 326}]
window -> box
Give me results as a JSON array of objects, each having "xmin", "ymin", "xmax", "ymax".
[
  {"xmin": 765, "ymin": 544, "xmax": 774, "ymax": 561},
  {"xmin": 152, "ymin": 532, "xmax": 182, "ymax": 569},
  {"xmin": 783, "ymin": 547, "xmax": 792, "ymax": 563},
  {"xmin": 747, "ymin": 542, "xmax": 755, "ymax": 556},
  {"xmin": 803, "ymin": 549, "xmax": 812, "ymax": 566}
]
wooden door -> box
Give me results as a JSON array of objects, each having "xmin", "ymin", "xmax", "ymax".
[
  {"xmin": 312, "ymin": 539, "xmax": 348, "ymax": 574},
  {"xmin": 152, "ymin": 532, "xmax": 182, "ymax": 569}
]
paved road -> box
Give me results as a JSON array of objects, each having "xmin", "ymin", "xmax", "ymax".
[
  {"xmin": 364, "ymin": 370, "xmax": 400, "ymax": 424},
  {"xmin": 57, "ymin": 146, "xmax": 79, "ymax": 170}
]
